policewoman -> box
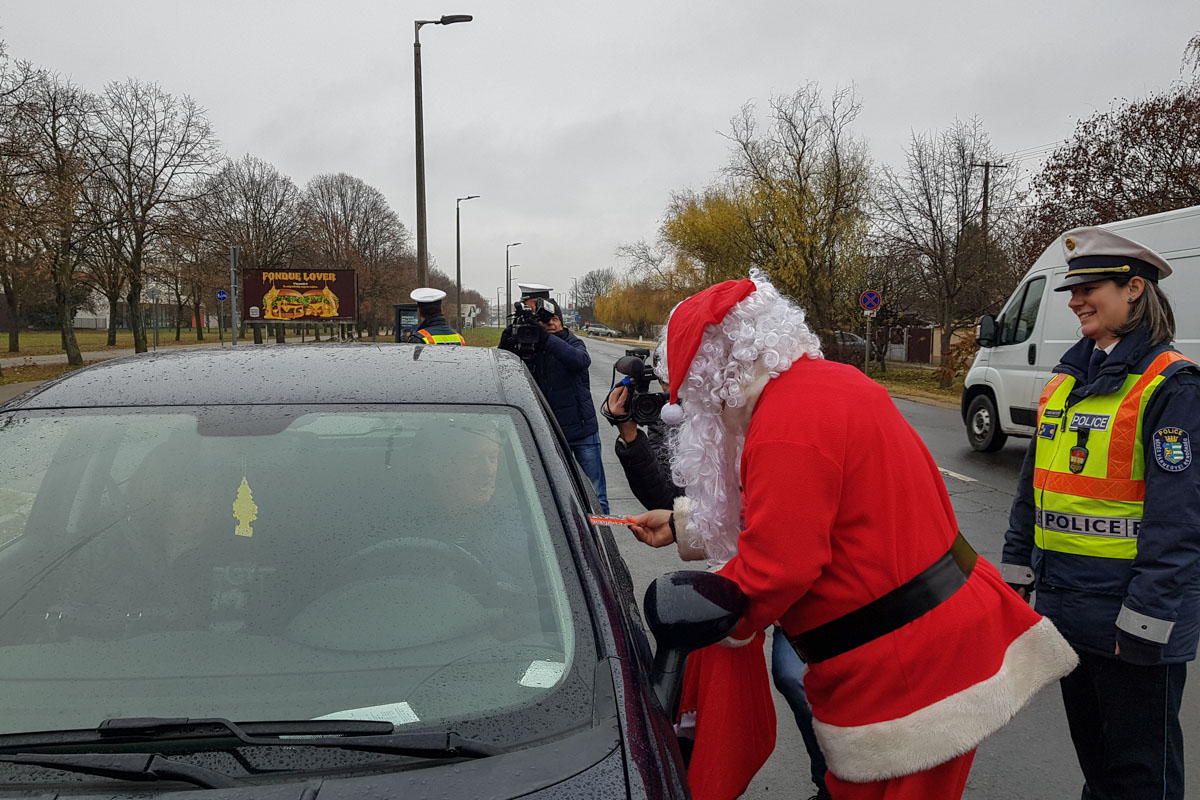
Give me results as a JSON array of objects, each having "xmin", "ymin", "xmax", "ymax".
[
  {"xmin": 401, "ymin": 288, "xmax": 465, "ymax": 345},
  {"xmin": 1002, "ymin": 227, "xmax": 1199, "ymax": 799}
]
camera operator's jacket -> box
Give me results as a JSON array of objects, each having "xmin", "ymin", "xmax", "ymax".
[
  {"xmin": 614, "ymin": 425, "xmax": 682, "ymax": 511},
  {"xmin": 500, "ymin": 327, "xmax": 598, "ymax": 444}
]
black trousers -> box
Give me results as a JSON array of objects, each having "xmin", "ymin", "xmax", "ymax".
[{"xmin": 1060, "ymin": 650, "xmax": 1187, "ymax": 800}]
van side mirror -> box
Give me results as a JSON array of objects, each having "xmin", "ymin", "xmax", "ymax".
[
  {"xmin": 644, "ymin": 571, "xmax": 746, "ymax": 717},
  {"xmin": 977, "ymin": 315, "xmax": 997, "ymax": 348}
]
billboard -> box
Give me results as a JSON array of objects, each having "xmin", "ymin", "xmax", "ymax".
[{"xmin": 242, "ymin": 269, "xmax": 357, "ymax": 323}]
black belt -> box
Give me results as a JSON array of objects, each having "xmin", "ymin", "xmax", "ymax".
[{"xmin": 787, "ymin": 533, "xmax": 978, "ymax": 663}]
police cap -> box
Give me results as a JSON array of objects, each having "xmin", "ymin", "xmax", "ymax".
[
  {"xmin": 410, "ymin": 287, "xmax": 447, "ymax": 303},
  {"xmin": 1055, "ymin": 227, "xmax": 1173, "ymax": 291},
  {"xmin": 517, "ymin": 282, "xmax": 552, "ymax": 300}
]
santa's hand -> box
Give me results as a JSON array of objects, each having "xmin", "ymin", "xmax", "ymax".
[{"xmin": 627, "ymin": 509, "xmax": 674, "ymax": 548}]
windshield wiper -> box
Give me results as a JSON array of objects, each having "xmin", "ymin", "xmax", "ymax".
[
  {"xmin": 0, "ymin": 717, "xmax": 504, "ymax": 760},
  {"xmin": 0, "ymin": 751, "xmax": 240, "ymax": 789}
]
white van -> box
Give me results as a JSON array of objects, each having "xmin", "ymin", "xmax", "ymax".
[{"xmin": 962, "ymin": 204, "xmax": 1200, "ymax": 451}]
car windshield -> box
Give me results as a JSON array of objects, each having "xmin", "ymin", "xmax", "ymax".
[{"xmin": 0, "ymin": 405, "xmax": 593, "ymax": 744}]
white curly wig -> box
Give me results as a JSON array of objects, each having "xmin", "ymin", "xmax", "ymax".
[{"xmin": 654, "ymin": 269, "xmax": 823, "ymax": 564}]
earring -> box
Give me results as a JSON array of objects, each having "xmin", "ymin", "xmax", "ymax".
[{"xmin": 1128, "ymin": 296, "xmax": 1135, "ymax": 302}]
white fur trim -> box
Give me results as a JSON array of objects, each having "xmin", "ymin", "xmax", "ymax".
[
  {"xmin": 719, "ymin": 633, "xmax": 756, "ymax": 648},
  {"xmin": 660, "ymin": 402, "xmax": 684, "ymax": 425},
  {"xmin": 672, "ymin": 496, "xmax": 707, "ymax": 561},
  {"xmin": 813, "ymin": 617, "xmax": 1079, "ymax": 782}
]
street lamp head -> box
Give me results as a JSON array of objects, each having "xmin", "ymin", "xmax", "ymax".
[
  {"xmin": 457, "ymin": 194, "xmax": 480, "ymax": 203},
  {"xmin": 439, "ymin": 14, "xmax": 473, "ymax": 24}
]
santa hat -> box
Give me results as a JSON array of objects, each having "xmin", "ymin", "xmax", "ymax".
[{"xmin": 659, "ymin": 278, "xmax": 757, "ymax": 425}]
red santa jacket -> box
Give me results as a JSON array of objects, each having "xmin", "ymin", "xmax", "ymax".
[{"xmin": 713, "ymin": 357, "xmax": 1077, "ymax": 783}]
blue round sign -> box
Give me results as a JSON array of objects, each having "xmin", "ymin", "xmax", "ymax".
[
  {"xmin": 216, "ymin": 290, "xmax": 228, "ymax": 302},
  {"xmin": 860, "ymin": 290, "xmax": 881, "ymax": 310}
]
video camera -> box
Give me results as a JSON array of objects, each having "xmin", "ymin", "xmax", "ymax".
[
  {"xmin": 604, "ymin": 347, "xmax": 669, "ymax": 426},
  {"xmin": 510, "ymin": 301, "xmax": 542, "ymax": 363}
]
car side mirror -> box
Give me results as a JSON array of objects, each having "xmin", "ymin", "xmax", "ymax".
[
  {"xmin": 643, "ymin": 571, "xmax": 746, "ymax": 717},
  {"xmin": 977, "ymin": 315, "xmax": 997, "ymax": 349}
]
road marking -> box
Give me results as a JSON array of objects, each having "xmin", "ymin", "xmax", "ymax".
[{"xmin": 939, "ymin": 467, "xmax": 977, "ymax": 483}]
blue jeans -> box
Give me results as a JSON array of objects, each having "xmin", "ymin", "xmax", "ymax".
[
  {"xmin": 772, "ymin": 626, "xmax": 828, "ymax": 794},
  {"xmin": 571, "ymin": 433, "xmax": 609, "ymax": 513}
]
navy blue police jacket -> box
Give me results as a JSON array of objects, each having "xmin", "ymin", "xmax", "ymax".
[
  {"xmin": 500, "ymin": 327, "xmax": 599, "ymax": 445},
  {"xmin": 1003, "ymin": 327, "xmax": 1200, "ymax": 663},
  {"xmin": 400, "ymin": 313, "xmax": 460, "ymax": 344}
]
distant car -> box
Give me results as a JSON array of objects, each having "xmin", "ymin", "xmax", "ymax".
[
  {"xmin": 0, "ymin": 345, "xmax": 744, "ymax": 798},
  {"xmin": 585, "ymin": 323, "xmax": 621, "ymax": 337}
]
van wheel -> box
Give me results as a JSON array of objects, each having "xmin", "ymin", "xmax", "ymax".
[{"xmin": 966, "ymin": 394, "xmax": 1008, "ymax": 452}]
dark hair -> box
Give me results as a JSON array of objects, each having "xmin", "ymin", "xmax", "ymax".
[
  {"xmin": 1113, "ymin": 275, "xmax": 1175, "ymax": 345},
  {"xmin": 417, "ymin": 301, "xmax": 443, "ymax": 318}
]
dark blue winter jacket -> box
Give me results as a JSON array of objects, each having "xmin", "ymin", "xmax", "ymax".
[{"xmin": 500, "ymin": 327, "xmax": 599, "ymax": 445}]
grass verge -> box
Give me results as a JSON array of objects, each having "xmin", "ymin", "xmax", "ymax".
[
  {"xmin": 867, "ymin": 365, "xmax": 964, "ymax": 405},
  {"xmin": 462, "ymin": 328, "xmax": 502, "ymax": 347},
  {"xmin": 7, "ymin": 329, "xmax": 226, "ymax": 356},
  {"xmin": 0, "ymin": 361, "xmax": 94, "ymax": 386}
]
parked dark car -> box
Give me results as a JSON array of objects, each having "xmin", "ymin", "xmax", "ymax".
[{"xmin": 0, "ymin": 345, "xmax": 743, "ymax": 798}]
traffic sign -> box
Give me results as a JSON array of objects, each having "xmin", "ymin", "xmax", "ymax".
[
  {"xmin": 860, "ymin": 290, "xmax": 881, "ymax": 311},
  {"xmin": 217, "ymin": 289, "xmax": 228, "ymax": 302}
]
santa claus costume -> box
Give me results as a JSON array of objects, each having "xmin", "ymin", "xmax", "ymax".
[{"xmin": 651, "ymin": 273, "xmax": 1078, "ymax": 800}]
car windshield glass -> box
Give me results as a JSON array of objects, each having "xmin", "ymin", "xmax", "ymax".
[{"xmin": 0, "ymin": 406, "xmax": 592, "ymax": 744}]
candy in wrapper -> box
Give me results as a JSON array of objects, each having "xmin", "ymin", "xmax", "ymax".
[{"xmin": 588, "ymin": 515, "xmax": 635, "ymax": 526}]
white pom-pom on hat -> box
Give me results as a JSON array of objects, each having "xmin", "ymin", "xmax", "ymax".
[{"xmin": 660, "ymin": 402, "xmax": 684, "ymax": 425}]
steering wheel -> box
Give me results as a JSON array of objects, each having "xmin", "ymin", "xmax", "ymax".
[
  {"xmin": 330, "ymin": 537, "xmax": 499, "ymax": 601},
  {"xmin": 287, "ymin": 538, "xmax": 505, "ymax": 651}
]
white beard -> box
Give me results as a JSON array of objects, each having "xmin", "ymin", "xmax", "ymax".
[{"xmin": 658, "ymin": 269, "xmax": 823, "ymax": 565}]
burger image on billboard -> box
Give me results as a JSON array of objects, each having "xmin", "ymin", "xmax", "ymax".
[{"xmin": 262, "ymin": 283, "xmax": 341, "ymax": 320}]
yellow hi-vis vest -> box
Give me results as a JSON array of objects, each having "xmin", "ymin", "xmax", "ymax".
[
  {"xmin": 416, "ymin": 328, "xmax": 465, "ymax": 346},
  {"xmin": 1034, "ymin": 351, "xmax": 1193, "ymax": 561}
]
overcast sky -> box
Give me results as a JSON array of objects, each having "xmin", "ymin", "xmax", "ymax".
[{"xmin": 3, "ymin": 1, "xmax": 1199, "ymax": 310}]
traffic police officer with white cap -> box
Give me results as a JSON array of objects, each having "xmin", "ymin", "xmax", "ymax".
[
  {"xmin": 401, "ymin": 288, "xmax": 464, "ymax": 345},
  {"xmin": 1003, "ymin": 226, "xmax": 1200, "ymax": 799}
]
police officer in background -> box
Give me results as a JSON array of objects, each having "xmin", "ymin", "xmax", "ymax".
[
  {"xmin": 401, "ymin": 288, "xmax": 465, "ymax": 345},
  {"xmin": 1003, "ymin": 227, "xmax": 1200, "ymax": 799},
  {"xmin": 499, "ymin": 282, "xmax": 609, "ymax": 513}
]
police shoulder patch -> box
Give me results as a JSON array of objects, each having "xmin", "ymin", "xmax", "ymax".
[{"xmin": 1152, "ymin": 427, "xmax": 1193, "ymax": 472}]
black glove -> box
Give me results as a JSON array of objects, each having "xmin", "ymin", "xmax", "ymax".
[
  {"xmin": 1115, "ymin": 629, "xmax": 1164, "ymax": 665},
  {"xmin": 537, "ymin": 325, "xmax": 550, "ymax": 347},
  {"xmin": 498, "ymin": 325, "xmax": 516, "ymax": 352}
]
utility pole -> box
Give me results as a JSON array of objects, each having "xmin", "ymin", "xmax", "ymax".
[{"xmin": 970, "ymin": 160, "xmax": 1009, "ymax": 271}]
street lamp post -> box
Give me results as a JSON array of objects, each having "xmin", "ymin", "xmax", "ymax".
[
  {"xmin": 495, "ymin": 287, "xmax": 502, "ymax": 328},
  {"xmin": 413, "ymin": 13, "xmax": 472, "ymax": 288},
  {"xmin": 505, "ymin": 241, "xmax": 522, "ymax": 322},
  {"xmin": 455, "ymin": 194, "xmax": 479, "ymax": 331}
]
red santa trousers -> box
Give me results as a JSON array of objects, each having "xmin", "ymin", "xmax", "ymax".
[{"xmin": 825, "ymin": 749, "xmax": 975, "ymax": 800}]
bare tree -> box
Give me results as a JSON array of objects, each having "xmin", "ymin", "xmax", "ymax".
[
  {"xmin": 722, "ymin": 85, "xmax": 873, "ymax": 333},
  {"xmin": 0, "ymin": 53, "xmax": 41, "ymax": 358},
  {"xmin": 874, "ymin": 117, "xmax": 1021, "ymax": 386},
  {"xmin": 90, "ymin": 79, "xmax": 220, "ymax": 353},
  {"xmin": 10, "ymin": 72, "xmax": 98, "ymax": 365},
  {"xmin": 1020, "ymin": 58, "xmax": 1200, "ymax": 267},
  {"xmin": 299, "ymin": 173, "xmax": 411, "ymax": 338},
  {"xmin": 573, "ymin": 267, "xmax": 617, "ymax": 313}
]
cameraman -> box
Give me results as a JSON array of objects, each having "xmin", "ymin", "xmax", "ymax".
[
  {"xmin": 499, "ymin": 286, "xmax": 609, "ymax": 513},
  {"xmin": 606, "ymin": 379, "xmax": 680, "ymax": 515}
]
